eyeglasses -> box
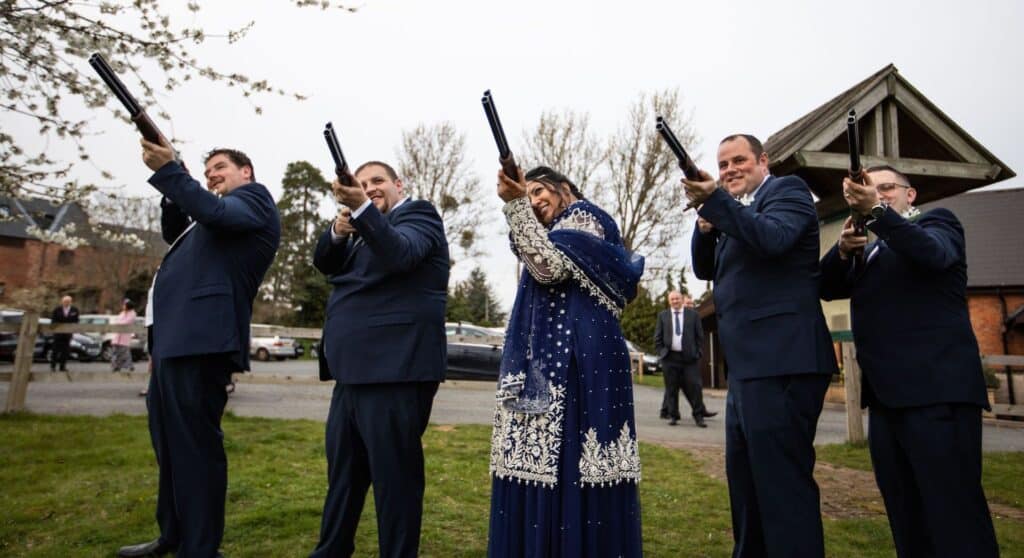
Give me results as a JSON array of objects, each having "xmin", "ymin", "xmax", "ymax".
[{"xmin": 875, "ymin": 182, "xmax": 911, "ymax": 193}]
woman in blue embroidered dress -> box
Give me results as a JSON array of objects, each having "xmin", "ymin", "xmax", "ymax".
[{"xmin": 488, "ymin": 166, "xmax": 645, "ymax": 557}]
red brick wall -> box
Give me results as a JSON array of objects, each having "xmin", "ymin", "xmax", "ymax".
[
  {"xmin": 0, "ymin": 238, "xmax": 160, "ymax": 312},
  {"xmin": 968, "ymin": 292, "xmax": 1024, "ymax": 355}
]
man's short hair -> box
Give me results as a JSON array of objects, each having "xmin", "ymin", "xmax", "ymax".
[
  {"xmin": 865, "ymin": 164, "xmax": 912, "ymax": 187},
  {"xmin": 204, "ymin": 148, "xmax": 256, "ymax": 181},
  {"xmin": 720, "ymin": 134, "xmax": 765, "ymax": 159},
  {"xmin": 354, "ymin": 161, "xmax": 399, "ymax": 181}
]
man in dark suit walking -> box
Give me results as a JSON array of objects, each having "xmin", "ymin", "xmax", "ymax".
[
  {"xmin": 310, "ymin": 161, "xmax": 449, "ymax": 558},
  {"xmin": 49, "ymin": 295, "xmax": 79, "ymax": 371},
  {"xmin": 119, "ymin": 140, "xmax": 280, "ymax": 558},
  {"xmin": 687, "ymin": 134, "xmax": 838, "ymax": 558},
  {"xmin": 655, "ymin": 291, "xmax": 712, "ymax": 426},
  {"xmin": 821, "ymin": 165, "xmax": 998, "ymax": 557}
]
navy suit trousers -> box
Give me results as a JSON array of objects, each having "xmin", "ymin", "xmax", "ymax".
[
  {"xmin": 146, "ymin": 354, "xmax": 233, "ymax": 557},
  {"xmin": 725, "ymin": 374, "xmax": 830, "ymax": 558},
  {"xmin": 311, "ymin": 381, "xmax": 439, "ymax": 558},
  {"xmin": 869, "ymin": 404, "xmax": 998, "ymax": 558}
]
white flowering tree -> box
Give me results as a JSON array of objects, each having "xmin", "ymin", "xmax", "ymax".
[{"xmin": 1, "ymin": 0, "xmax": 353, "ymax": 206}]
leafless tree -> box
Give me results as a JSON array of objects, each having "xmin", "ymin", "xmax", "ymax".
[
  {"xmin": 521, "ymin": 109, "xmax": 606, "ymax": 194},
  {"xmin": 599, "ymin": 88, "xmax": 699, "ymax": 269},
  {"xmin": 397, "ymin": 121, "xmax": 486, "ymax": 258}
]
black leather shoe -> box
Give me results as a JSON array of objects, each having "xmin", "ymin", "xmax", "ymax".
[
  {"xmin": 669, "ymin": 418, "xmax": 679, "ymax": 426},
  {"xmin": 695, "ymin": 417, "xmax": 708, "ymax": 428},
  {"xmin": 117, "ymin": 539, "xmax": 176, "ymax": 557},
  {"xmin": 659, "ymin": 412, "xmax": 670, "ymax": 420},
  {"xmin": 702, "ymin": 411, "xmax": 718, "ymax": 418}
]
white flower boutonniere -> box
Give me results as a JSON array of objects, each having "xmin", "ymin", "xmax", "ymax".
[{"xmin": 902, "ymin": 206, "xmax": 921, "ymax": 221}]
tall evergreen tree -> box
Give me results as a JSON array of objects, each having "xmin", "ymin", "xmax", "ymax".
[
  {"xmin": 446, "ymin": 267, "xmax": 506, "ymax": 327},
  {"xmin": 261, "ymin": 160, "xmax": 331, "ymax": 326},
  {"xmin": 619, "ymin": 283, "xmax": 661, "ymax": 353}
]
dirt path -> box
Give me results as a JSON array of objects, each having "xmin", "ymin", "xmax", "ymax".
[{"xmin": 677, "ymin": 444, "xmax": 1024, "ymax": 521}]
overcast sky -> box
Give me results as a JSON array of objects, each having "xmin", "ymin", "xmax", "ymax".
[{"xmin": 7, "ymin": 0, "xmax": 1022, "ymax": 312}]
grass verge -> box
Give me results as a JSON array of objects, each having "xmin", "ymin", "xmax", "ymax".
[{"xmin": 1, "ymin": 414, "xmax": 1021, "ymax": 557}]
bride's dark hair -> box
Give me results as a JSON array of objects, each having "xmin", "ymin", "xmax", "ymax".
[{"xmin": 524, "ymin": 166, "xmax": 585, "ymax": 201}]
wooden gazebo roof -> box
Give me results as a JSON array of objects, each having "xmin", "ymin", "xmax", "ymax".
[{"xmin": 764, "ymin": 64, "xmax": 1015, "ymax": 218}]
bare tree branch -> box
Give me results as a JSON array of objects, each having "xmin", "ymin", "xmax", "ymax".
[{"xmin": 397, "ymin": 121, "xmax": 486, "ymax": 259}]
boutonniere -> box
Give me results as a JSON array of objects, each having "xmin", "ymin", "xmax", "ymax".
[
  {"xmin": 737, "ymin": 193, "xmax": 755, "ymax": 207},
  {"xmin": 902, "ymin": 206, "xmax": 921, "ymax": 221}
]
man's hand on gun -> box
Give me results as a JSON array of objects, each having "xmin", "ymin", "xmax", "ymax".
[
  {"xmin": 333, "ymin": 206, "xmax": 357, "ymax": 237},
  {"xmin": 497, "ymin": 168, "xmax": 527, "ymax": 203},
  {"xmin": 697, "ymin": 216, "xmax": 715, "ymax": 234},
  {"xmin": 681, "ymin": 169, "xmax": 717, "ymax": 207},
  {"xmin": 837, "ymin": 216, "xmax": 869, "ymax": 260},
  {"xmin": 141, "ymin": 138, "xmax": 176, "ymax": 172},
  {"xmin": 332, "ymin": 178, "xmax": 369, "ymax": 210},
  {"xmin": 842, "ymin": 174, "xmax": 879, "ymax": 217}
]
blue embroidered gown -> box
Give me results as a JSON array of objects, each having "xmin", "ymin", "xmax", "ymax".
[{"xmin": 488, "ymin": 198, "xmax": 645, "ymax": 557}]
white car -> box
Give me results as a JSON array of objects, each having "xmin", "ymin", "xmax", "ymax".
[{"xmin": 250, "ymin": 335, "xmax": 298, "ymax": 361}]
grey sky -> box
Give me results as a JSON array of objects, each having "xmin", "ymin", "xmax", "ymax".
[{"xmin": 6, "ymin": 0, "xmax": 1022, "ymax": 312}]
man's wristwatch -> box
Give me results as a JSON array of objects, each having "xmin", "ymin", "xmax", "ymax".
[{"xmin": 869, "ymin": 202, "xmax": 888, "ymax": 221}]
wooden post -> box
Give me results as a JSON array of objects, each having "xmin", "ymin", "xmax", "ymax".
[
  {"xmin": 841, "ymin": 342, "xmax": 865, "ymax": 443},
  {"xmin": 5, "ymin": 310, "xmax": 40, "ymax": 413}
]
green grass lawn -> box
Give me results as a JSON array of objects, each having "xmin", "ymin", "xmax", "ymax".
[{"xmin": 1, "ymin": 414, "xmax": 1021, "ymax": 557}]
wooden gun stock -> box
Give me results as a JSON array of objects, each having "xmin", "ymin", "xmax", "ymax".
[{"xmin": 88, "ymin": 53, "xmax": 170, "ymax": 148}]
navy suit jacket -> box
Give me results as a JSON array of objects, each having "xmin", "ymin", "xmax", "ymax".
[
  {"xmin": 654, "ymin": 307, "xmax": 703, "ymax": 362},
  {"xmin": 691, "ymin": 176, "xmax": 837, "ymax": 380},
  {"xmin": 314, "ymin": 199, "xmax": 449, "ymax": 384},
  {"xmin": 149, "ymin": 161, "xmax": 281, "ymax": 371},
  {"xmin": 820, "ymin": 207, "xmax": 987, "ymax": 409}
]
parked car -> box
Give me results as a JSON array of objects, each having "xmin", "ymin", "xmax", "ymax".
[
  {"xmin": 308, "ymin": 322, "xmax": 504, "ymax": 380},
  {"xmin": 0, "ymin": 310, "xmax": 47, "ymax": 361},
  {"xmin": 250, "ymin": 335, "xmax": 298, "ymax": 361},
  {"xmin": 624, "ymin": 339, "xmax": 661, "ymax": 375},
  {"xmin": 446, "ymin": 321, "xmax": 503, "ymax": 381},
  {"xmin": 79, "ymin": 314, "xmax": 147, "ymax": 361}
]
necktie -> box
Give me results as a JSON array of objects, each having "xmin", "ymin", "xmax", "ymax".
[{"xmin": 674, "ymin": 312, "xmax": 681, "ymax": 335}]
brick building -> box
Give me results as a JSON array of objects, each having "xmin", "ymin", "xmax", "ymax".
[
  {"xmin": 0, "ymin": 196, "xmax": 164, "ymax": 313},
  {"xmin": 920, "ymin": 189, "xmax": 1024, "ymax": 403}
]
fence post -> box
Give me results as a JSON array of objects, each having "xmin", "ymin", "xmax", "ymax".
[
  {"xmin": 841, "ymin": 342, "xmax": 865, "ymax": 443},
  {"xmin": 4, "ymin": 310, "xmax": 40, "ymax": 413}
]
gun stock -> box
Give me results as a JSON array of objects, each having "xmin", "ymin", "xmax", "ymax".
[
  {"xmin": 656, "ymin": 116, "xmax": 703, "ymax": 210},
  {"xmin": 482, "ymin": 90, "xmax": 520, "ymax": 182},
  {"xmin": 323, "ymin": 122, "xmax": 355, "ymax": 187},
  {"xmin": 88, "ymin": 53, "xmax": 169, "ymax": 147}
]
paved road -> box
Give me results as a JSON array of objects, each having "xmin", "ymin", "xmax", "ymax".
[{"xmin": 2, "ymin": 361, "xmax": 1022, "ymax": 451}]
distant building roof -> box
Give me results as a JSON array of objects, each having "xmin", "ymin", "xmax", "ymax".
[
  {"xmin": 922, "ymin": 188, "xmax": 1024, "ymax": 288},
  {"xmin": 0, "ymin": 195, "xmax": 164, "ymax": 257}
]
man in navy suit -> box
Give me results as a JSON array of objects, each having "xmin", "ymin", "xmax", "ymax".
[
  {"xmin": 687, "ymin": 134, "xmax": 838, "ymax": 558},
  {"xmin": 821, "ymin": 165, "xmax": 998, "ymax": 557},
  {"xmin": 119, "ymin": 140, "xmax": 280, "ymax": 558},
  {"xmin": 655, "ymin": 291, "xmax": 711, "ymax": 426},
  {"xmin": 310, "ymin": 161, "xmax": 449, "ymax": 558},
  {"xmin": 49, "ymin": 295, "xmax": 79, "ymax": 371}
]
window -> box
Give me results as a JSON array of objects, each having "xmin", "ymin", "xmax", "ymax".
[{"xmin": 57, "ymin": 250, "xmax": 74, "ymax": 266}]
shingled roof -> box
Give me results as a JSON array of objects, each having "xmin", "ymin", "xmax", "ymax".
[
  {"xmin": 764, "ymin": 64, "xmax": 1015, "ymax": 217},
  {"xmin": 0, "ymin": 195, "xmax": 164, "ymax": 256},
  {"xmin": 921, "ymin": 188, "xmax": 1024, "ymax": 289}
]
